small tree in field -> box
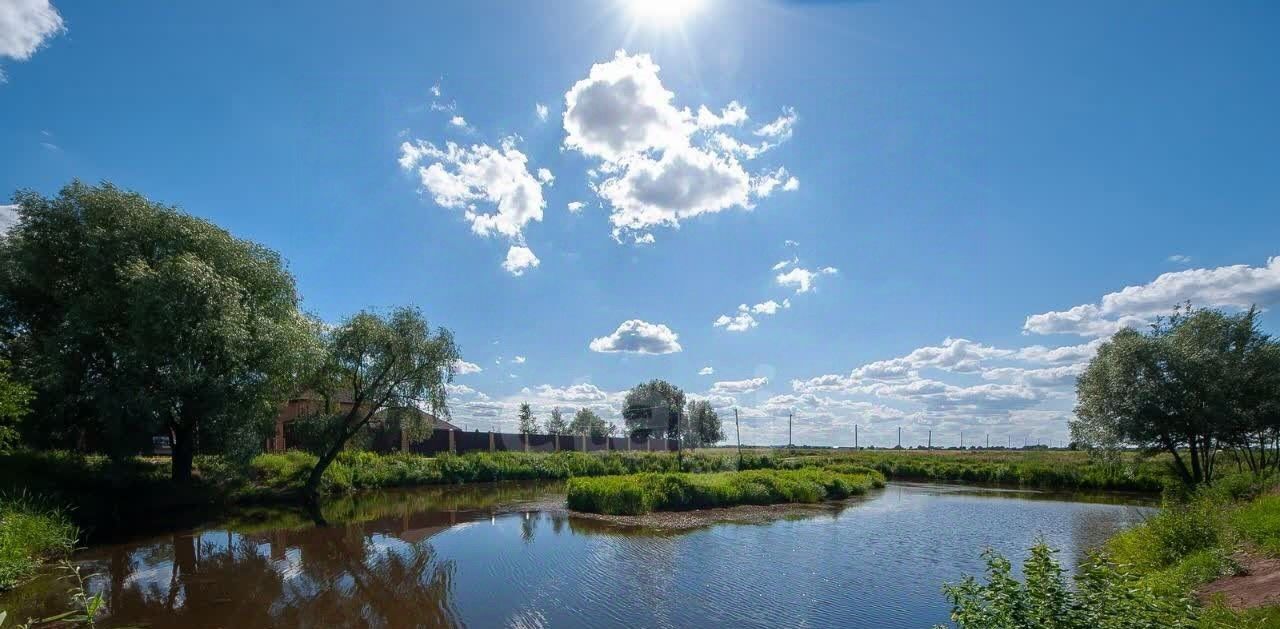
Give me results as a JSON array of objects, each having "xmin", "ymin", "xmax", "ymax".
[
  {"xmin": 684, "ymin": 399, "xmax": 724, "ymax": 448},
  {"xmin": 545, "ymin": 407, "xmax": 569, "ymax": 435},
  {"xmin": 303, "ymin": 306, "xmax": 457, "ymax": 499},
  {"xmin": 518, "ymin": 403, "xmax": 538, "ymax": 434}
]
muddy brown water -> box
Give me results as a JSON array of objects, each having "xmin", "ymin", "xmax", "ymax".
[{"xmin": 1, "ymin": 481, "xmax": 1155, "ymax": 628}]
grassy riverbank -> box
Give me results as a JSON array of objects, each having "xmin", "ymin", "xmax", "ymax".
[
  {"xmin": 0, "ymin": 448, "xmax": 1164, "ymax": 539},
  {"xmin": 761, "ymin": 449, "xmax": 1167, "ymax": 492},
  {"xmin": 944, "ymin": 473, "xmax": 1280, "ymax": 627},
  {"xmin": 565, "ymin": 467, "xmax": 886, "ymax": 515},
  {"xmin": 0, "ymin": 494, "xmax": 77, "ymax": 591}
]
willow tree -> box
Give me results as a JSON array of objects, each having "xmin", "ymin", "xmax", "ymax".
[
  {"xmin": 0, "ymin": 182, "xmax": 319, "ymax": 481},
  {"xmin": 1073, "ymin": 304, "xmax": 1280, "ymax": 485},
  {"xmin": 623, "ymin": 379, "xmax": 685, "ymax": 439},
  {"xmin": 304, "ymin": 307, "xmax": 457, "ymax": 499}
]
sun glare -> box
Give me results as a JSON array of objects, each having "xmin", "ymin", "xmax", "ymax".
[{"xmin": 623, "ymin": 0, "xmax": 705, "ymax": 25}]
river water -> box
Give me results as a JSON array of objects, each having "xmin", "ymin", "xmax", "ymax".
[{"xmin": 0, "ymin": 481, "xmax": 1154, "ymax": 628}]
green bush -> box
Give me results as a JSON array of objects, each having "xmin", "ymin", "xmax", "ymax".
[
  {"xmin": 944, "ymin": 542, "xmax": 1200, "ymax": 628},
  {"xmin": 564, "ymin": 467, "xmax": 885, "ymax": 515},
  {"xmin": 0, "ymin": 493, "xmax": 78, "ymax": 590}
]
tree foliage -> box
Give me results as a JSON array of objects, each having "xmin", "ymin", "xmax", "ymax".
[
  {"xmin": 303, "ymin": 306, "xmax": 458, "ymax": 497},
  {"xmin": 944, "ymin": 543, "xmax": 1198, "ymax": 628},
  {"xmin": 569, "ymin": 407, "xmax": 612, "ymax": 438},
  {"xmin": 0, "ymin": 182, "xmax": 320, "ymax": 481},
  {"xmin": 0, "ymin": 359, "xmax": 31, "ymax": 452},
  {"xmin": 683, "ymin": 399, "xmax": 724, "ymax": 448},
  {"xmin": 544, "ymin": 407, "xmax": 569, "ymax": 435},
  {"xmin": 1073, "ymin": 304, "xmax": 1280, "ymax": 486},
  {"xmin": 517, "ymin": 403, "xmax": 537, "ymax": 435},
  {"xmin": 623, "ymin": 379, "xmax": 685, "ymax": 439}
]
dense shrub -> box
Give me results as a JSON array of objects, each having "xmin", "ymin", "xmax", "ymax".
[
  {"xmin": 0, "ymin": 492, "xmax": 78, "ymax": 590},
  {"xmin": 564, "ymin": 468, "xmax": 886, "ymax": 515},
  {"xmin": 944, "ymin": 543, "xmax": 1200, "ymax": 628}
]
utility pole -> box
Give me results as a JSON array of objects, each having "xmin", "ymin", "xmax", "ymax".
[
  {"xmin": 960, "ymin": 431, "xmax": 964, "ymax": 449},
  {"xmin": 788, "ymin": 411, "xmax": 793, "ymax": 449},
  {"xmin": 734, "ymin": 408, "xmax": 742, "ymax": 469},
  {"xmin": 986, "ymin": 434, "xmax": 990, "ymax": 449},
  {"xmin": 897, "ymin": 427, "xmax": 902, "ymax": 449},
  {"xmin": 854, "ymin": 424, "xmax": 858, "ymax": 449},
  {"xmin": 928, "ymin": 429, "xmax": 932, "ymax": 449}
]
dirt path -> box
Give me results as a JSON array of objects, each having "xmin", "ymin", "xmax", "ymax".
[{"xmin": 1198, "ymin": 551, "xmax": 1280, "ymax": 610}]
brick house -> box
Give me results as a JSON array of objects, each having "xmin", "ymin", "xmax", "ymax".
[{"xmin": 268, "ymin": 390, "xmax": 459, "ymax": 452}]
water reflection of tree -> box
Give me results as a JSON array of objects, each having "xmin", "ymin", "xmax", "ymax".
[{"xmin": 273, "ymin": 524, "xmax": 459, "ymax": 627}]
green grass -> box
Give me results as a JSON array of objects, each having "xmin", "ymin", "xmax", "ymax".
[
  {"xmin": 0, "ymin": 493, "xmax": 77, "ymax": 591},
  {"xmin": 753, "ymin": 449, "xmax": 1168, "ymax": 492},
  {"xmin": 1231, "ymin": 494, "xmax": 1280, "ymax": 556},
  {"xmin": 564, "ymin": 467, "xmax": 886, "ymax": 515}
]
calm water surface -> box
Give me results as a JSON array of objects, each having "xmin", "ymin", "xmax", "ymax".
[{"xmin": 2, "ymin": 482, "xmax": 1154, "ymax": 628}]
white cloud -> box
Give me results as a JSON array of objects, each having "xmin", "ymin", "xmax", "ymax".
[
  {"xmin": 1024, "ymin": 256, "xmax": 1280, "ymax": 336},
  {"xmin": 1014, "ymin": 339, "xmax": 1104, "ymax": 364},
  {"xmin": 563, "ymin": 50, "xmax": 692, "ymax": 162},
  {"xmin": 512, "ymin": 355, "xmax": 526, "ymax": 364},
  {"xmin": 535, "ymin": 102, "xmax": 549, "ymax": 122},
  {"xmin": 536, "ymin": 168, "xmax": 554, "ymax": 185},
  {"xmin": 562, "ymin": 50, "xmax": 798, "ymax": 241},
  {"xmin": 754, "ymin": 107, "xmax": 797, "ymax": 139},
  {"xmin": 696, "ymin": 101, "xmax": 748, "ymax": 129},
  {"xmin": 784, "ymin": 239, "xmax": 799, "ymax": 247},
  {"xmin": 711, "ymin": 377, "xmax": 769, "ymax": 394},
  {"xmin": 771, "ymin": 257, "xmax": 796, "ymax": 271},
  {"xmin": 446, "ymin": 383, "xmax": 489, "ymax": 401},
  {"xmin": 567, "ymin": 201, "xmax": 585, "ymax": 213},
  {"xmin": 449, "ymin": 115, "xmax": 468, "ymax": 128},
  {"xmin": 400, "ymin": 137, "xmax": 549, "ymax": 274},
  {"xmin": 0, "ymin": 204, "xmax": 18, "ymax": 234},
  {"xmin": 633, "ymin": 233, "xmax": 655, "ymax": 245},
  {"xmin": 530, "ymin": 383, "xmax": 610, "ymax": 403},
  {"xmin": 776, "ymin": 266, "xmax": 837, "ymax": 293},
  {"xmin": 598, "ymin": 144, "xmax": 751, "ymax": 235},
  {"xmin": 400, "ymin": 138, "xmax": 545, "ymax": 241},
  {"xmin": 981, "ymin": 364, "xmax": 1085, "ymax": 389},
  {"xmin": 502, "ymin": 245, "xmax": 540, "ymax": 276},
  {"xmin": 589, "ymin": 319, "xmax": 682, "ymax": 354},
  {"xmin": 714, "ymin": 299, "xmax": 790, "ymax": 332},
  {"xmin": 0, "ymin": 0, "xmax": 63, "ymax": 80},
  {"xmin": 430, "ymin": 82, "xmax": 442, "ymax": 98},
  {"xmin": 699, "ymin": 367, "xmax": 714, "ymax": 376},
  {"xmin": 452, "ymin": 359, "xmax": 483, "ymax": 375},
  {"xmin": 752, "ymin": 167, "xmax": 799, "ymax": 197},
  {"xmin": 1168, "ymin": 254, "xmax": 1192, "ymax": 264}
]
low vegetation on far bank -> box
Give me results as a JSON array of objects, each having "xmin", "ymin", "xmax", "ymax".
[{"xmin": 565, "ymin": 467, "xmax": 886, "ymax": 515}]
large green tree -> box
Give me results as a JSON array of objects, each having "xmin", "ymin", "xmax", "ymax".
[
  {"xmin": 0, "ymin": 182, "xmax": 319, "ymax": 481},
  {"xmin": 683, "ymin": 399, "xmax": 724, "ymax": 448},
  {"xmin": 1073, "ymin": 304, "xmax": 1280, "ymax": 485},
  {"xmin": 569, "ymin": 407, "xmax": 612, "ymax": 438},
  {"xmin": 623, "ymin": 379, "xmax": 685, "ymax": 439},
  {"xmin": 304, "ymin": 306, "xmax": 458, "ymax": 499},
  {"xmin": 0, "ymin": 358, "xmax": 32, "ymax": 451}
]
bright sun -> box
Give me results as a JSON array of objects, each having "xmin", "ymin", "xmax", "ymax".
[{"xmin": 623, "ymin": 0, "xmax": 706, "ymax": 24}]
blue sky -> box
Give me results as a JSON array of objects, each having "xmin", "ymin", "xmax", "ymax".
[{"xmin": 2, "ymin": 0, "xmax": 1279, "ymax": 446}]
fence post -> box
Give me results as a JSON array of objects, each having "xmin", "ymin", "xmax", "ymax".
[
  {"xmin": 554, "ymin": 433, "xmax": 559, "ymax": 452},
  {"xmin": 523, "ymin": 432, "xmax": 528, "ymax": 452},
  {"xmin": 581, "ymin": 434, "xmax": 586, "ymax": 452},
  {"xmin": 627, "ymin": 436, "xmax": 631, "ymax": 451},
  {"xmin": 489, "ymin": 431, "xmax": 495, "ymax": 452},
  {"xmin": 401, "ymin": 427, "xmax": 409, "ymax": 453},
  {"xmin": 448, "ymin": 429, "xmax": 456, "ymax": 454},
  {"xmin": 646, "ymin": 437, "xmax": 651, "ymax": 452}
]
